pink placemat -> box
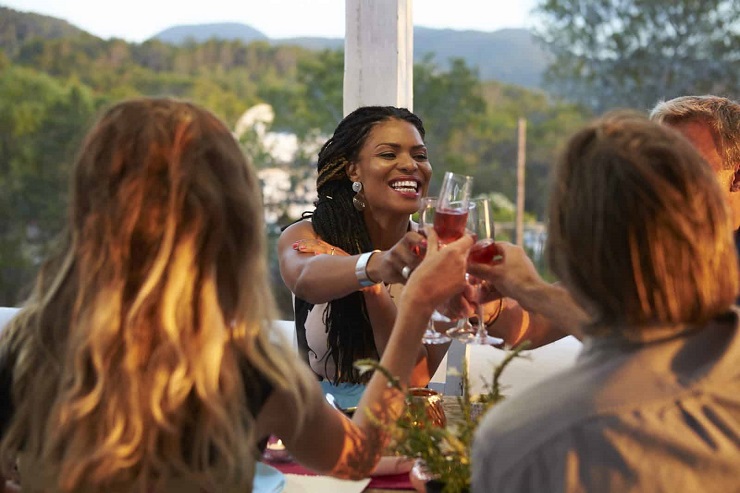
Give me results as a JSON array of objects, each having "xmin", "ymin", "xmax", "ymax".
[{"xmin": 264, "ymin": 459, "xmax": 413, "ymax": 490}]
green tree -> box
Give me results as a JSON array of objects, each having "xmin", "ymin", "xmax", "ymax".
[
  {"xmin": 415, "ymin": 56, "xmax": 487, "ymax": 185},
  {"xmin": 264, "ymin": 49, "xmax": 344, "ymax": 136},
  {"xmin": 0, "ymin": 15, "xmax": 598, "ymax": 307},
  {"xmin": 0, "ymin": 66, "xmax": 97, "ymax": 304},
  {"xmin": 535, "ymin": 0, "xmax": 740, "ymax": 113}
]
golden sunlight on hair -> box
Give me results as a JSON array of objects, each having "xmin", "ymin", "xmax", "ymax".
[{"xmin": 0, "ymin": 98, "xmax": 311, "ymax": 492}]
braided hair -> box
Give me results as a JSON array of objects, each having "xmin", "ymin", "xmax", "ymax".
[{"xmin": 305, "ymin": 106, "xmax": 425, "ymax": 384}]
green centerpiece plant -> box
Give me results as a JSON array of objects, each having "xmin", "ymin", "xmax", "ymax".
[{"xmin": 356, "ymin": 341, "xmax": 530, "ymax": 493}]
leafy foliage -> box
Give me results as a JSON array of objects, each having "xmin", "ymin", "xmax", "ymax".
[
  {"xmin": 534, "ymin": 0, "xmax": 740, "ymax": 113},
  {"xmin": 0, "ymin": 66, "xmax": 98, "ymax": 303},
  {"xmin": 0, "ymin": 8, "xmax": 591, "ymax": 308},
  {"xmin": 267, "ymin": 49, "xmax": 345, "ymax": 136}
]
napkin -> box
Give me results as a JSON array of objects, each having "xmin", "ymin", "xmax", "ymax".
[
  {"xmin": 283, "ymin": 474, "xmax": 370, "ymax": 493},
  {"xmin": 253, "ymin": 462, "xmax": 286, "ymax": 493}
]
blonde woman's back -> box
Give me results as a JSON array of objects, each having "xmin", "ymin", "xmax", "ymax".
[{"xmin": 0, "ymin": 98, "xmax": 310, "ymax": 492}]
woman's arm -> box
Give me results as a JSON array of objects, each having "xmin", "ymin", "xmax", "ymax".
[
  {"xmin": 280, "ymin": 221, "xmax": 440, "ymax": 384},
  {"xmin": 278, "ymin": 221, "xmax": 425, "ymax": 304},
  {"xmin": 279, "ymin": 227, "xmax": 400, "ymax": 355},
  {"xmin": 278, "ymin": 221, "xmax": 372, "ymax": 304},
  {"xmin": 260, "ymin": 231, "xmax": 473, "ymax": 478}
]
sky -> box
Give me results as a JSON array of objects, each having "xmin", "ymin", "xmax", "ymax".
[{"xmin": 2, "ymin": 0, "xmax": 538, "ymax": 42}]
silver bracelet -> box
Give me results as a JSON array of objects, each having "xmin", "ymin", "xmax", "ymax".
[{"xmin": 355, "ymin": 250, "xmax": 381, "ymax": 287}]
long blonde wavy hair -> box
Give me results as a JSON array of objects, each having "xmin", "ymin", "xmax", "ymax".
[{"xmin": 0, "ymin": 98, "xmax": 308, "ymax": 491}]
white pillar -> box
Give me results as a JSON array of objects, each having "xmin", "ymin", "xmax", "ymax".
[
  {"xmin": 515, "ymin": 117, "xmax": 527, "ymax": 246},
  {"xmin": 343, "ymin": 0, "xmax": 414, "ymax": 116}
]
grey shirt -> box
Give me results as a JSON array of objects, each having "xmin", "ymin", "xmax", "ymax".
[{"xmin": 472, "ymin": 310, "xmax": 740, "ymax": 493}]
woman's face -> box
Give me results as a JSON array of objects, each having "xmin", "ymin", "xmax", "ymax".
[{"xmin": 347, "ymin": 118, "xmax": 432, "ymax": 215}]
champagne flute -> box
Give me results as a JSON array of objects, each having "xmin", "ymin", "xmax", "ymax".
[
  {"xmin": 418, "ymin": 197, "xmax": 452, "ymax": 344},
  {"xmin": 447, "ymin": 197, "xmax": 503, "ymax": 345},
  {"xmin": 444, "ymin": 199, "xmax": 480, "ymax": 341},
  {"xmin": 417, "ymin": 172, "xmax": 473, "ymax": 344},
  {"xmin": 434, "ymin": 172, "xmax": 474, "ymax": 245}
]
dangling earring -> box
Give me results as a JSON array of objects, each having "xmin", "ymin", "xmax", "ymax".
[{"xmin": 352, "ymin": 181, "xmax": 366, "ymax": 211}]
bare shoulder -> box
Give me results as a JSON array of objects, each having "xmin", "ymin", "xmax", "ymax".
[{"xmin": 278, "ymin": 219, "xmax": 319, "ymax": 247}]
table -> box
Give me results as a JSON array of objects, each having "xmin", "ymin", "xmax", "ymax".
[
  {"xmin": 367, "ymin": 487, "xmax": 413, "ymax": 492},
  {"xmin": 270, "ymin": 397, "xmax": 463, "ymax": 492}
]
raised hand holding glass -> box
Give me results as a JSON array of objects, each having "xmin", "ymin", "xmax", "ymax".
[
  {"xmin": 417, "ymin": 197, "xmax": 451, "ymax": 344},
  {"xmin": 446, "ymin": 197, "xmax": 504, "ymax": 345}
]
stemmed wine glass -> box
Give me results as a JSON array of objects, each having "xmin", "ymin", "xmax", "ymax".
[
  {"xmin": 418, "ymin": 197, "xmax": 452, "ymax": 344},
  {"xmin": 434, "ymin": 172, "xmax": 474, "ymax": 245},
  {"xmin": 446, "ymin": 196, "xmax": 504, "ymax": 345},
  {"xmin": 417, "ymin": 172, "xmax": 474, "ymax": 344}
]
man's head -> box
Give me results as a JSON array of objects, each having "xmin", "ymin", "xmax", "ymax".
[
  {"xmin": 650, "ymin": 95, "xmax": 740, "ymax": 228},
  {"xmin": 547, "ymin": 111, "xmax": 737, "ymax": 333}
]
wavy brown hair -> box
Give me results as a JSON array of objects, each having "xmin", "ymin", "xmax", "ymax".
[
  {"xmin": 0, "ymin": 98, "xmax": 309, "ymax": 491},
  {"xmin": 547, "ymin": 111, "xmax": 737, "ymax": 333}
]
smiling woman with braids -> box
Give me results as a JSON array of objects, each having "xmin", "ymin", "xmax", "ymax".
[
  {"xmin": 278, "ymin": 106, "xmax": 449, "ymax": 407},
  {"xmin": 0, "ymin": 98, "xmax": 473, "ymax": 492}
]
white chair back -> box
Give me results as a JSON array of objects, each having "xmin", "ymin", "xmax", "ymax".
[
  {"xmin": 0, "ymin": 307, "xmax": 20, "ymax": 335},
  {"xmin": 271, "ymin": 319, "xmax": 298, "ymax": 351}
]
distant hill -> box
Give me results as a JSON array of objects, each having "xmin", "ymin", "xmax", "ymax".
[
  {"xmin": 0, "ymin": 6, "xmax": 549, "ymax": 89},
  {"xmin": 153, "ymin": 22, "xmax": 268, "ymax": 44},
  {"xmin": 151, "ymin": 23, "xmax": 550, "ymax": 88},
  {"xmin": 414, "ymin": 27, "xmax": 547, "ymax": 89},
  {"xmin": 0, "ymin": 6, "xmax": 88, "ymax": 56}
]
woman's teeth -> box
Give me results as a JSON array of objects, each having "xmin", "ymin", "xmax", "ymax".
[{"xmin": 390, "ymin": 180, "xmax": 418, "ymax": 193}]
